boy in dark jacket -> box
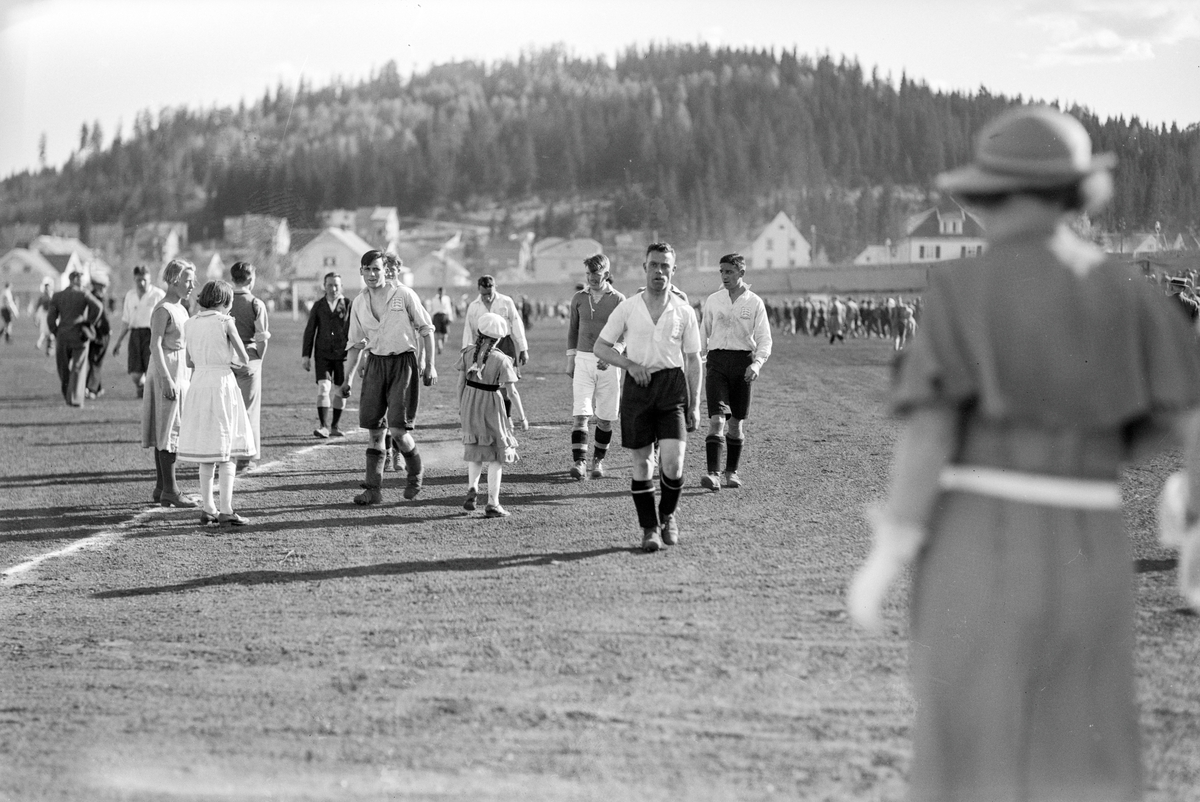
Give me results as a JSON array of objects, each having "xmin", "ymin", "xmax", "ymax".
[{"xmin": 302, "ymin": 272, "xmax": 351, "ymax": 437}]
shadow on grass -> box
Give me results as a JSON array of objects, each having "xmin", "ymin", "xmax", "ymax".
[
  {"xmin": 0, "ymin": 469, "xmax": 149, "ymax": 489},
  {"xmin": 93, "ymin": 545, "xmax": 634, "ymax": 598}
]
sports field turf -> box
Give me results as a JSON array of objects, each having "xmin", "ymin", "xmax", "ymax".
[{"xmin": 3, "ymin": 310, "xmax": 1199, "ymax": 801}]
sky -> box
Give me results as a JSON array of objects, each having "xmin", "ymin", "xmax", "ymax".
[{"xmin": 1, "ymin": 0, "xmax": 1198, "ymax": 179}]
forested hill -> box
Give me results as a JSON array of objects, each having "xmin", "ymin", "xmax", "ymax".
[{"xmin": 3, "ymin": 45, "xmax": 1197, "ymax": 261}]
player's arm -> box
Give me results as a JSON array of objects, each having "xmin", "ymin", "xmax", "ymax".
[
  {"xmin": 510, "ymin": 299, "xmax": 529, "ymax": 366},
  {"xmin": 748, "ymin": 299, "xmax": 773, "ymax": 382},
  {"xmin": 565, "ymin": 296, "xmax": 580, "ymax": 377},
  {"xmin": 251, "ymin": 299, "xmax": 270, "ymax": 359}
]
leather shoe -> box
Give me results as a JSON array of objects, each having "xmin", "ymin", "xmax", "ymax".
[
  {"xmin": 159, "ymin": 491, "xmax": 199, "ymax": 509},
  {"xmin": 661, "ymin": 514, "xmax": 680, "ymax": 546},
  {"xmin": 641, "ymin": 527, "xmax": 663, "ymax": 552},
  {"xmin": 354, "ymin": 487, "xmax": 383, "ymax": 505},
  {"xmin": 217, "ymin": 512, "xmax": 248, "ymax": 526}
]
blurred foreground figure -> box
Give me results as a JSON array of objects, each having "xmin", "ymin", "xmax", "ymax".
[{"xmin": 848, "ymin": 105, "xmax": 1200, "ymax": 802}]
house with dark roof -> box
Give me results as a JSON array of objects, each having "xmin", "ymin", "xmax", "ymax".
[{"xmin": 893, "ymin": 201, "xmax": 987, "ymax": 263}]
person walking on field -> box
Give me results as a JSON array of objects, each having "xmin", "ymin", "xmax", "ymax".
[
  {"xmin": 84, "ymin": 277, "xmax": 111, "ymax": 399},
  {"xmin": 46, "ymin": 270, "xmax": 104, "ymax": 407},
  {"xmin": 699, "ymin": 253, "xmax": 772, "ymax": 491},
  {"xmin": 566, "ymin": 254, "xmax": 626, "ymax": 479},
  {"xmin": 341, "ymin": 250, "xmax": 438, "ymax": 505},
  {"xmin": 0, "ymin": 282, "xmax": 17, "ymax": 343},
  {"xmin": 848, "ymin": 105, "xmax": 1200, "ymax": 802},
  {"xmin": 111, "ymin": 264, "xmax": 166, "ymax": 398},
  {"xmin": 141, "ymin": 259, "xmax": 199, "ymax": 508},
  {"xmin": 462, "ymin": 275, "xmax": 529, "ymax": 428},
  {"xmin": 430, "ymin": 286, "xmax": 455, "ymax": 355},
  {"xmin": 302, "ymin": 272, "xmax": 351, "ymax": 439},
  {"xmin": 593, "ymin": 242, "xmax": 702, "ymax": 553},
  {"xmin": 458, "ymin": 312, "xmax": 525, "ymax": 518},
  {"xmin": 32, "ymin": 278, "xmax": 55, "ymax": 355},
  {"xmin": 177, "ymin": 280, "xmax": 256, "ymax": 526},
  {"xmin": 228, "ymin": 261, "xmax": 270, "ymax": 471}
]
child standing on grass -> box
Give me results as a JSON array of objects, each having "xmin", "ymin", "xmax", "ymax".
[
  {"xmin": 458, "ymin": 312, "xmax": 523, "ymax": 518},
  {"xmin": 177, "ymin": 280, "xmax": 257, "ymax": 526}
]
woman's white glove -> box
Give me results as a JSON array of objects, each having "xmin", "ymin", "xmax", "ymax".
[
  {"xmin": 847, "ymin": 507, "xmax": 926, "ymax": 631},
  {"xmin": 1157, "ymin": 471, "xmax": 1200, "ymax": 612}
]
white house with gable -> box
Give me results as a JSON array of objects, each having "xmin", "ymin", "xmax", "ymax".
[
  {"xmin": 892, "ymin": 201, "xmax": 987, "ymax": 262},
  {"xmin": 746, "ymin": 212, "xmax": 810, "ymax": 269}
]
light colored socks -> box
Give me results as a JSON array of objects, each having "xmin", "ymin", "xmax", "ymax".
[
  {"xmin": 487, "ymin": 463, "xmax": 502, "ymax": 507},
  {"xmin": 218, "ymin": 461, "xmax": 236, "ymax": 515},
  {"xmin": 199, "ymin": 463, "xmax": 217, "ymax": 514}
]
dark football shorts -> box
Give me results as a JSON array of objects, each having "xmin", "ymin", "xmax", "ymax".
[
  {"xmin": 313, "ymin": 355, "xmax": 345, "ymax": 386},
  {"xmin": 620, "ymin": 367, "xmax": 687, "ymax": 450},
  {"xmin": 705, "ymin": 349, "xmax": 754, "ymax": 420},
  {"xmin": 358, "ymin": 351, "xmax": 420, "ymax": 431}
]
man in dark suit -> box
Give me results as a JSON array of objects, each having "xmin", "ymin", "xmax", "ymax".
[
  {"xmin": 302, "ymin": 271, "xmax": 351, "ymax": 437},
  {"xmin": 46, "ymin": 271, "xmax": 104, "ymax": 407}
]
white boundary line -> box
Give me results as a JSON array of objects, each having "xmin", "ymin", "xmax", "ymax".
[
  {"xmin": 1, "ymin": 435, "xmax": 363, "ymax": 588},
  {"xmin": 0, "ymin": 424, "xmax": 473, "ymax": 588},
  {"xmin": 2, "ymin": 507, "xmax": 164, "ymax": 587}
]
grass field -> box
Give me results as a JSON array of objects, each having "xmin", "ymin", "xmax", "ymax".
[{"xmin": 3, "ymin": 310, "xmax": 1200, "ymax": 802}]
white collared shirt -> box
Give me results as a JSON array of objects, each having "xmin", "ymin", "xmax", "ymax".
[
  {"xmin": 700, "ymin": 284, "xmax": 773, "ymax": 369},
  {"xmin": 599, "ymin": 290, "xmax": 700, "ymax": 370},
  {"xmin": 348, "ymin": 285, "xmax": 434, "ymax": 356},
  {"xmin": 121, "ymin": 285, "xmax": 166, "ymax": 328},
  {"xmin": 462, "ymin": 293, "xmax": 527, "ymax": 352}
]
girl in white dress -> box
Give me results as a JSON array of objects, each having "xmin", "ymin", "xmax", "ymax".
[{"xmin": 177, "ymin": 280, "xmax": 256, "ymax": 526}]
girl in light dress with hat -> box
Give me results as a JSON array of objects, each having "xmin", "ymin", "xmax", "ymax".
[
  {"xmin": 457, "ymin": 312, "xmax": 525, "ymax": 517},
  {"xmin": 849, "ymin": 105, "xmax": 1200, "ymax": 801},
  {"xmin": 176, "ymin": 280, "xmax": 257, "ymax": 526}
]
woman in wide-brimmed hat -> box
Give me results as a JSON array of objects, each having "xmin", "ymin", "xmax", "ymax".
[{"xmin": 849, "ymin": 105, "xmax": 1200, "ymax": 801}]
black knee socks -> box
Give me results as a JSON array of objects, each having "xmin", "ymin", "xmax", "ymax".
[
  {"xmin": 631, "ymin": 479, "xmax": 658, "ymax": 530},
  {"xmin": 331, "ymin": 407, "xmax": 342, "ymax": 427},
  {"xmin": 571, "ymin": 429, "xmax": 588, "ymax": 463},
  {"xmin": 726, "ymin": 438, "xmax": 744, "ymax": 472},
  {"xmin": 593, "ymin": 427, "xmax": 612, "ymax": 463},
  {"xmin": 659, "ymin": 472, "xmax": 683, "ymax": 519},
  {"xmin": 705, "ymin": 435, "xmax": 725, "ymax": 474}
]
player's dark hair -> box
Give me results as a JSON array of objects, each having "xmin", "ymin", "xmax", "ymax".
[
  {"xmin": 196, "ymin": 280, "xmax": 234, "ymax": 310},
  {"xmin": 322, "ymin": 272, "xmax": 340, "ymax": 284},
  {"xmin": 361, "ymin": 249, "xmax": 385, "ymax": 268},
  {"xmin": 584, "ymin": 253, "xmax": 611, "ymax": 282},
  {"xmin": 230, "ymin": 261, "xmax": 255, "ymax": 286},
  {"xmin": 719, "ymin": 253, "xmax": 746, "ymax": 271},
  {"xmin": 645, "ymin": 242, "xmax": 675, "ymax": 259}
]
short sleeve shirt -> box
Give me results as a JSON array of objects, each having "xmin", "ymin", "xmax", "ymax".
[{"xmin": 599, "ymin": 291, "xmax": 700, "ymax": 370}]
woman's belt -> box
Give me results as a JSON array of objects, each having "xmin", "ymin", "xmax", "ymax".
[
  {"xmin": 466, "ymin": 379, "xmax": 500, "ymax": 392},
  {"xmin": 939, "ymin": 465, "xmax": 1121, "ymax": 510}
]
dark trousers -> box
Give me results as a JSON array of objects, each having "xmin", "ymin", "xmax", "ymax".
[
  {"xmin": 56, "ymin": 338, "xmax": 90, "ymax": 406},
  {"xmin": 86, "ymin": 341, "xmax": 107, "ymax": 394}
]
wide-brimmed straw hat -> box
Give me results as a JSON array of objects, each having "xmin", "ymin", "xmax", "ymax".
[
  {"xmin": 937, "ymin": 105, "xmax": 1117, "ymax": 195},
  {"xmin": 477, "ymin": 312, "xmax": 509, "ymax": 340}
]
